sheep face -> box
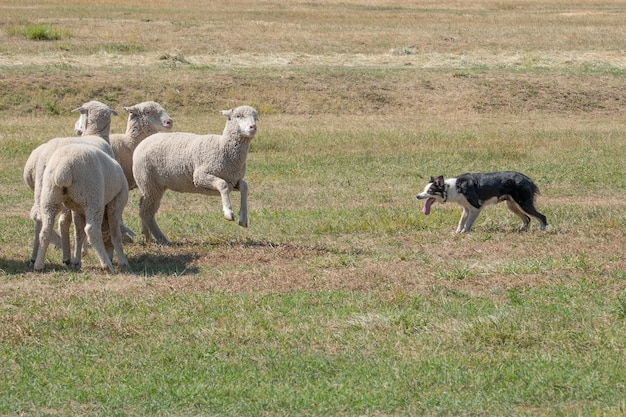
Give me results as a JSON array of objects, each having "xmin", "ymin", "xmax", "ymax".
[
  {"xmin": 221, "ymin": 106, "xmax": 258, "ymax": 139},
  {"xmin": 124, "ymin": 101, "xmax": 173, "ymax": 133},
  {"xmin": 74, "ymin": 113, "xmax": 87, "ymax": 135}
]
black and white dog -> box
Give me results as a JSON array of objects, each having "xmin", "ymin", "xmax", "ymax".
[{"xmin": 416, "ymin": 171, "xmax": 547, "ymax": 233}]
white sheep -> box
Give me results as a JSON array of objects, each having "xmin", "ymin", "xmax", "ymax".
[
  {"xmin": 109, "ymin": 101, "xmax": 174, "ymax": 190},
  {"xmin": 25, "ymin": 101, "xmax": 117, "ymax": 266},
  {"xmin": 73, "ymin": 101, "xmax": 173, "ymax": 240},
  {"xmin": 33, "ymin": 143, "xmax": 129, "ymax": 273},
  {"xmin": 132, "ymin": 105, "xmax": 258, "ymax": 244}
]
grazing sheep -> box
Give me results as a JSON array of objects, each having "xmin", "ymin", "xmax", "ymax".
[
  {"xmin": 26, "ymin": 101, "xmax": 117, "ymax": 266},
  {"xmin": 33, "ymin": 144, "xmax": 129, "ymax": 273},
  {"xmin": 132, "ymin": 105, "xmax": 258, "ymax": 244}
]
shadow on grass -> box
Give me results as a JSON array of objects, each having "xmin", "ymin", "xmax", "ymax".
[
  {"xmin": 1, "ymin": 238, "xmax": 367, "ymax": 277},
  {"xmin": 213, "ymin": 237, "xmax": 369, "ymax": 256},
  {"xmin": 0, "ymin": 257, "xmax": 38, "ymax": 275},
  {"xmin": 131, "ymin": 244, "xmax": 200, "ymax": 276}
]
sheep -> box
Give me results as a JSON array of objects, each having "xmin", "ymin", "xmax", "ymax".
[
  {"xmin": 72, "ymin": 101, "xmax": 173, "ymax": 240},
  {"xmin": 109, "ymin": 101, "xmax": 174, "ymax": 190},
  {"xmin": 132, "ymin": 105, "xmax": 258, "ymax": 244},
  {"xmin": 33, "ymin": 143, "xmax": 129, "ymax": 273},
  {"xmin": 25, "ymin": 101, "xmax": 117, "ymax": 266}
]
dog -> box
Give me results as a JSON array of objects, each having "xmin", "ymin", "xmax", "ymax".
[{"xmin": 416, "ymin": 171, "xmax": 547, "ymax": 233}]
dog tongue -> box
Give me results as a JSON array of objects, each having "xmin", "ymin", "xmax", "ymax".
[{"xmin": 423, "ymin": 198, "xmax": 435, "ymax": 215}]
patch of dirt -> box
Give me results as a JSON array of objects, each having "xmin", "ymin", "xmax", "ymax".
[{"xmin": 4, "ymin": 230, "xmax": 625, "ymax": 301}]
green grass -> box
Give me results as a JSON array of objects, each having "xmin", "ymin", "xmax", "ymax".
[
  {"xmin": 7, "ymin": 24, "xmax": 71, "ymax": 41},
  {"xmin": 2, "ymin": 110, "xmax": 626, "ymax": 414},
  {"xmin": 2, "ymin": 290, "xmax": 625, "ymax": 416}
]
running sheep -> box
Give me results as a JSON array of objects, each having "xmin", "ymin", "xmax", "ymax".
[
  {"xmin": 25, "ymin": 101, "xmax": 117, "ymax": 266},
  {"xmin": 33, "ymin": 144, "xmax": 129, "ymax": 273},
  {"xmin": 132, "ymin": 105, "xmax": 258, "ymax": 244}
]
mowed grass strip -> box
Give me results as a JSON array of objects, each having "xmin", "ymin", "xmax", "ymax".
[{"xmin": 2, "ymin": 289, "xmax": 625, "ymax": 416}]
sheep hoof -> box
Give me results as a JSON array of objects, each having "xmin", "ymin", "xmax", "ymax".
[
  {"xmin": 224, "ymin": 212, "xmax": 235, "ymax": 222},
  {"xmin": 69, "ymin": 261, "xmax": 81, "ymax": 271},
  {"xmin": 155, "ymin": 237, "xmax": 172, "ymax": 246},
  {"xmin": 239, "ymin": 220, "xmax": 248, "ymax": 228},
  {"xmin": 121, "ymin": 225, "xmax": 136, "ymax": 237},
  {"xmin": 118, "ymin": 263, "xmax": 131, "ymax": 273}
]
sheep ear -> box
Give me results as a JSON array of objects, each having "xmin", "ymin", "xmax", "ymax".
[
  {"xmin": 124, "ymin": 105, "xmax": 143, "ymax": 115},
  {"xmin": 72, "ymin": 106, "xmax": 87, "ymax": 114},
  {"xmin": 221, "ymin": 109, "xmax": 233, "ymax": 119},
  {"xmin": 109, "ymin": 108, "xmax": 118, "ymax": 116}
]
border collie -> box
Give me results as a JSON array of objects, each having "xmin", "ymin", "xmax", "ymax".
[{"xmin": 416, "ymin": 171, "xmax": 547, "ymax": 233}]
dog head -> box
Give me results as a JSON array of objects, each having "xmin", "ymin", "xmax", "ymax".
[{"xmin": 416, "ymin": 175, "xmax": 447, "ymax": 215}]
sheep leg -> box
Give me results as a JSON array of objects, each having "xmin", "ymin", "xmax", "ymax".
[
  {"xmin": 193, "ymin": 171, "xmax": 235, "ymax": 222},
  {"xmin": 29, "ymin": 218, "xmax": 42, "ymax": 267},
  {"xmin": 237, "ymin": 179, "xmax": 248, "ymax": 228},
  {"xmin": 50, "ymin": 221, "xmax": 63, "ymax": 249},
  {"xmin": 33, "ymin": 206, "xmax": 59, "ymax": 272},
  {"xmin": 139, "ymin": 193, "xmax": 170, "ymax": 245},
  {"xmin": 29, "ymin": 219, "xmax": 65, "ymax": 267},
  {"xmin": 70, "ymin": 212, "xmax": 87, "ymax": 270},
  {"xmin": 106, "ymin": 200, "xmax": 129, "ymax": 269},
  {"xmin": 84, "ymin": 210, "xmax": 115, "ymax": 273},
  {"xmin": 58, "ymin": 207, "xmax": 72, "ymax": 265},
  {"xmin": 121, "ymin": 223, "xmax": 136, "ymax": 238}
]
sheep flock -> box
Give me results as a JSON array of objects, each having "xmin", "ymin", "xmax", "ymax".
[{"xmin": 24, "ymin": 100, "xmax": 258, "ymax": 273}]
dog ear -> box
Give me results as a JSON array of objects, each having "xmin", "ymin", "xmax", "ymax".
[
  {"xmin": 429, "ymin": 176, "xmax": 436, "ymax": 183},
  {"xmin": 436, "ymin": 175, "xmax": 445, "ymax": 186}
]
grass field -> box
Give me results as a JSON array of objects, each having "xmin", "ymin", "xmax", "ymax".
[{"xmin": 1, "ymin": 1, "xmax": 626, "ymax": 416}]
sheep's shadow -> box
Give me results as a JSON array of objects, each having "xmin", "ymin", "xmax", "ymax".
[
  {"xmin": 0, "ymin": 257, "xmax": 38, "ymax": 275},
  {"xmin": 2, "ymin": 239, "xmax": 366, "ymax": 277},
  {"xmin": 131, "ymin": 246, "xmax": 200, "ymax": 276}
]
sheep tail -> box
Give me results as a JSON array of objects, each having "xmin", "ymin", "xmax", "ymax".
[{"xmin": 52, "ymin": 165, "xmax": 73, "ymax": 188}]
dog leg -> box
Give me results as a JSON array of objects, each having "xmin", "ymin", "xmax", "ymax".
[
  {"xmin": 456, "ymin": 208, "xmax": 469, "ymax": 233},
  {"xmin": 462, "ymin": 208, "xmax": 481, "ymax": 232},
  {"xmin": 505, "ymin": 200, "xmax": 531, "ymax": 231},
  {"xmin": 517, "ymin": 200, "xmax": 548, "ymax": 231}
]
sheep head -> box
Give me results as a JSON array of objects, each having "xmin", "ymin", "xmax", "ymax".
[
  {"xmin": 221, "ymin": 105, "xmax": 258, "ymax": 139},
  {"xmin": 72, "ymin": 101, "xmax": 118, "ymax": 139},
  {"xmin": 123, "ymin": 101, "xmax": 174, "ymax": 136}
]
